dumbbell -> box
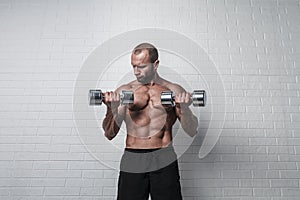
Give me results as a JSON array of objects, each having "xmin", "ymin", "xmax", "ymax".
[
  {"xmin": 89, "ymin": 90, "xmax": 134, "ymax": 106},
  {"xmin": 161, "ymin": 90, "xmax": 206, "ymax": 107}
]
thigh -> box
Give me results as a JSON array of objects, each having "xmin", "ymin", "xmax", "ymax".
[
  {"xmin": 149, "ymin": 161, "xmax": 182, "ymax": 200},
  {"xmin": 117, "ymin": 171, "xmax": 150, "ymax": 200}
]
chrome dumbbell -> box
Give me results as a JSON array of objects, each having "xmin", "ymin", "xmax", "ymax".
[
  {"xmin": 161, "ymin": 90, "xmax": 206, "ymax": 107},
  {"xmin": 89, "ymin": 89, "xmax": 134, "ymax": 106}
]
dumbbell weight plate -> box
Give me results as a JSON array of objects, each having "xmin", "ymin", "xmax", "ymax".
[
  {"xmin": 120, "ymin": 90, "xmax": 134, "ymax": 105},
  {"xmin": 89, "ymin": 90, "xmax": 103, "ymax": 106},
  {"xmin": 161, "ymin": 91, "xmax": 175, "ymax": 106},
  {"xmin": 192, "ymin": 90, "xmax": 206, "ymax": 107}
]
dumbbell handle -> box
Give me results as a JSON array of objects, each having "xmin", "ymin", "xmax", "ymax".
[
  {"xmin": 161, "ymin": 90, "xmax": 206, "ymax": 107},
  {"xmin": 89, "ymin": 90, "xmax": 134, "ymax": 106}
]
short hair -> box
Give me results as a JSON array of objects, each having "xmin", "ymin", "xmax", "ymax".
[{"xmin": 132, "ymin": 43, "xmax": 158, "ymax": 63}]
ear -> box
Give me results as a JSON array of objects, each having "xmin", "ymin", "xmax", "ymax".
[{"xmin": 154, "ymin": 60, "xmax": 159, "ymax": 70}]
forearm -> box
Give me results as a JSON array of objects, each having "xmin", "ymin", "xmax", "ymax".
[
  {"xmin": 177, "ymin": 107, "xmax": 198, "ymax": 137},
  {"xmin": 102, "ymin": 107, "xmax": 124, "ymax": 140}
]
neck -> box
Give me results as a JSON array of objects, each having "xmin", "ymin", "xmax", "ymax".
[{"xmin": 146, "ymin": 73, "xmax": 162, "ymax": 86}]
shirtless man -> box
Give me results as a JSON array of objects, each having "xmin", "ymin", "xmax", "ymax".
[{"xmin": 102, "ymin": 43, "xmax": 198, "ymax": 200}]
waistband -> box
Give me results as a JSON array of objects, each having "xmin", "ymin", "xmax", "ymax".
[
  {"xmin": 121, "ymin": 144, "xmax": 177, "ymax": 173},
  {"xmin": 125, "ymin": 148, "xmax": 161, "ymax": 153}
]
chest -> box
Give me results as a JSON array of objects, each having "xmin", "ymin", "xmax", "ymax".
[{"xmin": 128, "ymin": 84, "xmax": 170, "ymax": 111}]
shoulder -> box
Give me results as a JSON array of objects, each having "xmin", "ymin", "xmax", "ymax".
[
  {"xmin": 115, "ymin": 80, "xmax": 139, "ymax": 93},
  {"xmin": 163, "ymin": 80, "xmax": 186, "ymax": 94}
]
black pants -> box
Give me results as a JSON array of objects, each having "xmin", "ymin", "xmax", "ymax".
[{"xmin": 117, "ymin": 147, "xmax": 182, "ymax": 200}]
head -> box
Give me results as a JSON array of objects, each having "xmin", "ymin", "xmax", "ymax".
[{"xmin": 131, "ymin": 43, "xmax": 159, "ymax": 84}]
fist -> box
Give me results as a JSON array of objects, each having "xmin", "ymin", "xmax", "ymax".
[
  {"xmin": 103, "ymin": 91, "xmax": 120, "ymax": 109},
  {"xmin": 174, "ymin": 91, "xmax": 192, "ymax": 108}
]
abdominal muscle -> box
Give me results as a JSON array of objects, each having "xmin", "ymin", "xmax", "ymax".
[{"xmin": 125, "ymin": 113, "xmax": 172, "ymax": 149}]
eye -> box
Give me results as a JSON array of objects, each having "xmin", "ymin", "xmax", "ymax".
[{"xmin": 138, "ymin": 65, "xmax": 147, "ymax": 69}]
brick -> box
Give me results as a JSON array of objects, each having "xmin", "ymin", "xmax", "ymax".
[
  {"xmin": 249, "ymin": 138, "xmax": 277, "ymax": 146},
  {"xmin": 271, "ymin": 179, "xmax": 299, "ymax": 188},
  {"xmin": 12, "ymin": 170, "xmax": 47, "ymax": 178},
  {"xmin": 182, "ymin": 178, "xmax": 238, "ymax": 188},
  {"xmin": 31, "ymin": 178, "xmax": 65, "ymax": 187},
  {"xmin": 47, "ymin": 170, "xmax": 81, "ymax": 178},
  {"xmin": 252, "ymin": 155, "xmax": 279, "ymax": 162},
  {"xmin": 236, "ymin": 146, "xmax": 267, "ymax": 154},
  {"xmin": 102, "ymin": 186, "xmax": 117, "ymax": 196},
  {"xmin": 222, "ymin": 154, "xmax": 251, "ymax": 162},
  {"xmin": 66, "ymin": 178, "xmax": 94, "ymax": 187},
  {"xmin": 222, "ymin": 170, "xmax": 252, "ymax": 179},
  {"xmin": 268, "ymin": 146, "xmax": 294, "ymax": 154},
  {"xmin": 9, "ymin": 187, "xmax": 44, "ymax": 196},
  {"xmin": 280, "ymin": 170, "xmax": 300, "ymax": 178},
  {"xmin": 224, "ymin": 188, "xmax": 252, "ymax": 196},
  {"xmin": 281, "ymin": 188, "xmax": 300, "ymax": 196},
  {"xmin": 239, "ymin": 162, "xmax": 269, "ymax": 170},
  {"xmin": 44, "ymin": 187, "xmax": 80, "ymax": 196},
  {"xmin": 0, "ymin": 178, "xmax": 30, "ymax": 187},
  {"xmin": 182, "ymin": 170, "xmax": 221, "ymax": 179},
  {"xmin": 240, "ymin": 179, "xmax": 270, "ymax": 187},
  {"xmin": 252, "ymin": 170, "xmax": 280, "ymax": 179},
  {"xmin": 33, "ymin": 161, "xmax": 68, "ymax": 170},
  {"xmin": 253, "ymin": 188, "xmax": 281, "ymax": 197},
  {"xmin": 14, "ymin": 152, "xmax": 49, "ymax": 161},
  {"xmin": 82, "ymin": 170, "xmax": 104, "ymax": 179},
  {"xmin": 80, "ymin": 187, "xmax": 103, "ymax": 195},
  {"xmin": 269, "ymin": 162, "xmax": 297, "ymax": 170}
]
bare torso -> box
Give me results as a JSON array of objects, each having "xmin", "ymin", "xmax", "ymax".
[{"xmin": 123, "ymin": 81, "xmax": 177, "ymax": 149}]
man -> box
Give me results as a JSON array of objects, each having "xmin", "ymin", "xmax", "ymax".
[{"xmin": 102, "ymin": 43, "xmax": 198, "ymax": 200}]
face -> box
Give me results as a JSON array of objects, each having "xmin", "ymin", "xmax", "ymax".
[{"xmin": 131, "ymin": 50, "xmax": 158, "ymax": 84}]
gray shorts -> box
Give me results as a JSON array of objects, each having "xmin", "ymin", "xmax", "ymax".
[{"xmin": 117, "ymin": 146, "xmax": 182, "ymax": 200}]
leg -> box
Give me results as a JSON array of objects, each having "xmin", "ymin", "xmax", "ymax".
[
  {"xmin": 149, "ymin": 161, "xmax": 182, "ymax": 200},
  {"xmin": 117, "ymin": 171, "xmax": 150, "ymax": 200}
]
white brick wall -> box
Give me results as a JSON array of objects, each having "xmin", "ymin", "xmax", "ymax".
[{"xmin": 0, "ymin": 0, "xmax": 300, "ymax": 199}]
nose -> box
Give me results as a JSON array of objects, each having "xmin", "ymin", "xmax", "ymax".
[{"xmin": 133, "ymin": 67, "xmax": 140, "ymax": 76}]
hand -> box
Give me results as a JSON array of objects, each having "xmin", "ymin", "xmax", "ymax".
[
  {"xmin": 175, "ymin": 91, "xmax": 192, "ymax": 108},
  {"xmin": 103, "ymin": 91, "xmax": 121, "ymax": 110}
]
